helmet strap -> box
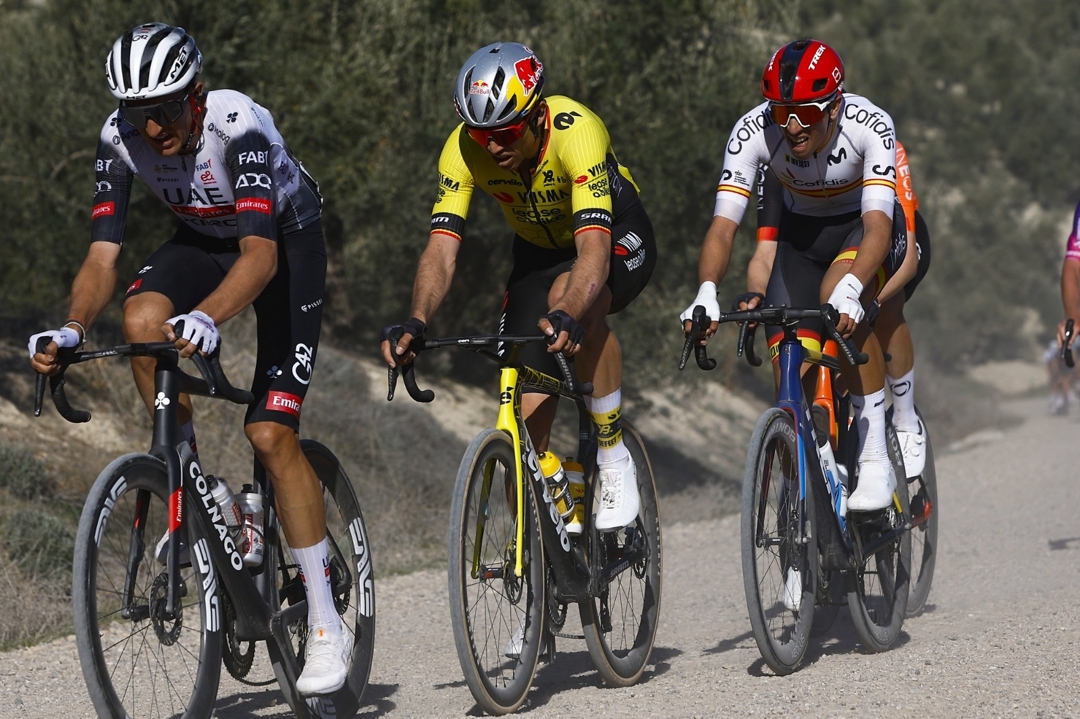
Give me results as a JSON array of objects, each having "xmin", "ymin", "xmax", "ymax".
[{"xmin": 180, "ymin": 90, "xmax": 205, "ymax": 155}]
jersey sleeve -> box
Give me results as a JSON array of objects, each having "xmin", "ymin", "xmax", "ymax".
[
  {"xmin": 713, "ymin": 105, "xmax": 770, "ymax": 226},
  {"xmin": 224, "ymin": 129, "xmax": 277, "ymax": 241},
  {"xmin": 430, "ymin": 128, "xmax": 475, "ymax": 241},
  {"xmin": 558, "ymin": 116, "xmax": 614, "ymax": 236},
  {"xmin": 859, "ymin": 107, "xmax": 899, "ymax": 217},
  {"xmin": 755, "ymin": 165, "xmax": 781, "ymax": 242},
  {"xmin": 1066, "ymin": 201, "xmax": 1080, "ymax": 263},
  {"xmin": 90, "ymin": 137, "xmax": 135, "ymax": 246},
  {"xmin": 895, "ymin": 141, "xmax": 918, "ymax": 233}
]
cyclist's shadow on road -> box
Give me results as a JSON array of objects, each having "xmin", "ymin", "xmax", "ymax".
[
  {"xmin": 213, "ymin": 682, "xmax": 399, "ymax": 718},
  {"xmin": 704, "ymin": 610, "xmax": 912, "ymax": 677},
  {"xmin": 458, "ymin": 645, "xmax": 680, "ymax": 715}
]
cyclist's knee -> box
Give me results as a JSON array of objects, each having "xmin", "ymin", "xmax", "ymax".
[
  {"xmin": 122, "ymin": 293, "xmax": 173, "ymax": 341},
  {"xmin": 245, "ymin": 421, "xmax": 299, "ymax": 461}
]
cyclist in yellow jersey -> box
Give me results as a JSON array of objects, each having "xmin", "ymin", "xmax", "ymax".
[{"xmin": 381, "ymin": 42, "xmax": 656, "ymax": 531}]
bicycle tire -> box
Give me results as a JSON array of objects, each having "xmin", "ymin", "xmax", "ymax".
[
  {"xmin": 268, "ymin": 440, "xmax": 375, "ymax": 718},
  {"xmin": 906, "ymin": 408, "xmax": 938, "ymax": 615},
  {"xmin": 580, "ymin": 421, "xmax": 663, "ymax": 686},
  {"xmin": 846, "ymin": 423, "xmax": 911, "ymax": 652},
  {"xmin": 448, "ymin": 428, "xmax": 545, "ymax": 715},
  {"xmin": 73, "ymin": 453, "xmax": 223, "ymax": 719},
  {"xmin": 740, "ymin": 408, "xmax": 816, "ymax": 675}
]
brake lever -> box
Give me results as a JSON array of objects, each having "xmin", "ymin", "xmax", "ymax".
[{"xmin": 821, "ymin": 304, "xmax": 868, "ymax": 365}]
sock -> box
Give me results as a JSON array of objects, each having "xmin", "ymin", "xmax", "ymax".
[
  {"xmin": 584, "ymin": 390, "xmax": 629, "ymax": 464},
  {"xmin": 293, "ymin": 539, "xmax": 340, "ymax": 631},
  {"xmin": 886, "ymin": 368, "xmax": 919, "ymax": 432},
  {"xmin": 850, "ymin": 389, "xmax": 889, "ymax": 466}
]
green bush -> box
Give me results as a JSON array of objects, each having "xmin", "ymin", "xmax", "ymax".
[
  {"xmin": 0, "ymin": 444, "xmax": 51, "ymax": 501},
  {"xmin": 0, "ymin": 509, "xmax": 74, "ymax": 585}
]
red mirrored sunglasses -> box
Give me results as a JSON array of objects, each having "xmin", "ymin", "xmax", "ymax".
[
  {"xmin": 465, "ymin": 111, "xmax": 535, "ymax": 148},
  {"xmin": 768, "ymin": 95, "xmax": 837, "ymax": 129}
]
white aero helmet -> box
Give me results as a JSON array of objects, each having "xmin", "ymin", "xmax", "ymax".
[
  {"xmin": 454, "ymin": 42, "xmax": 545, "ymax": 128},
  {"xmin": 106, "ymin": 23, "xmax": 202, "ymax": 101}
]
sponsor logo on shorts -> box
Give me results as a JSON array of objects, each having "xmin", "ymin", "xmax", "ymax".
[
  {"xmin": 235, "ymin": 197, "xmax": 272, "ymax": 214},
  {"xmin": 266, "ymin": 391, "xmax": 302, "ymax": 418},
  {"xmin": 614, "ymin": 231, "xmax": 643, "ymax": 257},
  {"xmin": 126, "ymin": 278, "xmax": 142, "ymax": 294},
  {"xmin": 92, "ymin": 202, "xmax": 115, "ymax": 220}
]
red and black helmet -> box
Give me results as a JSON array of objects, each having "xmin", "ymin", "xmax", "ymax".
[{"xmin": 761, "ymin": 39, "xmax": 844, "ymax": 104}]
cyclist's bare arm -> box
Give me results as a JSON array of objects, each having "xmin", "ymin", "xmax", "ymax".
[
  {"xmin": 1059, "ymin": 257, "xmax": 1080, "ymax": 347},
  {"xmin": 745, "ymin": 240, "xmax": 776, "ymax": 304},
  {"xmin": 380, "ymin": 232, "xmax": 460, "ymax": 367},
  {"xmin": 540, "ymin": 227, "xmax": 610, "ymax": 354},
  {"xmin": 31, "ymin": 241, "xmax": 119, "ymax": 376},
  {"xmin": 683, "ymin": 214, "xmax": 740, "ymax": 340}
]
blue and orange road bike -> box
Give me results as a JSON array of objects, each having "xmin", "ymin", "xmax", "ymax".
[
  {"xmin": 389, "ymin": 334, "xmax": 661, "ymax": 715},
  {"xmin": 34, "ymin": 335, "xmax": 374, "ymax": 719},
  {"xmin": 681, "ymin": 304, "xmax": 911, "ymax": 674}
]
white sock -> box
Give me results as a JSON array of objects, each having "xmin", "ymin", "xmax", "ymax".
[
  {"xmin": 886, "ymin": 368, "xmax": 919, "ymax": 432},
  {"xmin": 850, "ymin": 389, "xmax": 889, "ymax": 466},
  {"xmin": 293, "ymin": 539, "xmax": 340, "ymax": 631},
  {"xmin": 584, "ymin": 390, "xmax": 630, "ymax": 464}
]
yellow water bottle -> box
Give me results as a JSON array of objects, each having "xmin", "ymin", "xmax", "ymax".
[
  {"xmin": 562, "ymin": 458, "xmax": 586, "ymax": 535},
  {"xmin": 538, "ymin": 452, "xmax": 582, "ymax": 536}
]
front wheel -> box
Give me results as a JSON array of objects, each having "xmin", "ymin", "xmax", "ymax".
[
  {"xmin": 847, "ymin": 423, "xmax": 911, "ymax": 652},
  {"xmin": 580, "ymin": 422, "xmax": 663, "ymax": 686},
  {"xmin": 741, "ymin": 409, "xmax": 816, "ymax": 675},
  {"xmin": 269, "ymin": 440, "xmax": 375, "ymax": 717},
  {"xmin": 448, "ymin": 429, "xmax": 545, "ymax": 715},
  {"xmin": 73, "ymin": 453, "xmax": 223, "ymax": 719}
]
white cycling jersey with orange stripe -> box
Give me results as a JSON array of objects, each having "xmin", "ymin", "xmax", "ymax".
[{"xmin": 713, "ymin": 93, "xmax": 898, "ymax": 223}]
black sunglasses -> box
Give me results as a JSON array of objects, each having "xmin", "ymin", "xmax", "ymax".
[{"xmin": 118, "ymin": 95, "xmax": 189, "ymax": 130}]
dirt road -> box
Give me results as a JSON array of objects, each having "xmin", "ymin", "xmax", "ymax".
[{"xmin": 2, "ymin": 396, "xmax": 1079, "ymax": 718}]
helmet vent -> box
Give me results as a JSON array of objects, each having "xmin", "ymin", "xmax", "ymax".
[
  {"xmin": 491, "ymin": 67, "xmax": 505, "ymax": 99},
  {"xmin": 812, "ymin": 78, "xmax": 828, "ymax": 92}
]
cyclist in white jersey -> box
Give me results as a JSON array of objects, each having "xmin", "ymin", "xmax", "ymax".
[
  {"xmin": 27, "ymin": 23, "xmax": 347, "ymax": 695},
  {"xmin": 681, "ymin": 39, "xmax": 906, "ymax": 512}
]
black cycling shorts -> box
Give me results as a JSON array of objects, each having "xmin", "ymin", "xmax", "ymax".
[
  {"xmin": 765, "ymin": 201, "xmax": 906, "ymax": 355},
  {"xmin": 124, "ymin": 222, "xmax": 327, "ymax": 430},
  {"xmin": 498, "ymin": 201, "xmax": 655, "ymax": 386}
]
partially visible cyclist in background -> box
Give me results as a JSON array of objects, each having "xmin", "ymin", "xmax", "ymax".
[
  {"xmin": 381, "ymin": 42, "xmax": 656, "ymax": 531},
  {"xmin": 1053, "ymin": 198, "xmax": 1080, "ymax": 414},
  {"xmin": 26, "ymin": 23, "xmax": 348, "ymax": 695},
  {"xmin": 681, "ymin": 38, "xmax": 907, "ymax": 511},
  {"xmin": 747, "ymin": 140, "xmax": 932, "ymax": 478},
  {"xmin": 1044, "ymin": 335, "xmax": 1079, "ymax": 415}
]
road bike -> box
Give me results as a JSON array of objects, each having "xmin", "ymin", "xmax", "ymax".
[
  {"xmin": 388, "ymin": 334, "xmax": 661, "ymax": 715},
  {"xmin": 681, "ymin": 304, "xmax": 911, "ymax": 674},
  {"xmin": 34, "ymin": 337, "xmax": 374, "ymax": 718}
]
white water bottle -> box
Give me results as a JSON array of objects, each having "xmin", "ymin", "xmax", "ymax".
[
  {"xmin": 236, "ymin": 487, "xmax": 264, "ymax": 567},
  {"xmin": 811, "ymin": 406, "xmax": 848, "ymax": 519},
  {"xmin": 209, "ymin": 476, "xmax": 243, "ymax": 528}
]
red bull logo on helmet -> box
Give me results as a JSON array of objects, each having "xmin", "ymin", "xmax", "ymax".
[
  {"xmin": 514, "ymin": 57, "xmax": 542, "ymax": 94},
  {"xmin": 469, "ymin": 80, "xmax": 489, "ymax": 95}
]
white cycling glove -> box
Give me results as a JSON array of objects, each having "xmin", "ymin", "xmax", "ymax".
[
  {"xmin": 27, "ymin": 327, "xmax": 81, "ymax": 360},
  {"xmin": 679, "ymin": 281, "xmax": 721, "ymax": 324},
  {"xmin": 826, "ymin": 273, "xmax": 866, "ymax": 325},
  {"xmin": 167, "ymin": 310, "xmax": 219, "ymax": 354}
]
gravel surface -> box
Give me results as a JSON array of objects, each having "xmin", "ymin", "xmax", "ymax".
[{"xmin": 2, "ymin": 396, "xmax": 1079, "ymax": 718}]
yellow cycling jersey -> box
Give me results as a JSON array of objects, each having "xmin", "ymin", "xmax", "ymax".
[{"xmin": 430, "ymin": 95, "xmax": 641, "ymax": 250}]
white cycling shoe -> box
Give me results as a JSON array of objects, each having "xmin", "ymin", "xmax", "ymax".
[
  {"xmin": 847, "ymin": 461, "xmax": 897, "ymax": 512},
  {"xmin": 594, "ymin": 454, "xmax": 639, "ymax": 532},
  {"xmin": 781, "ymin": 567, "xmax": 802, "ymax": 612},
  {"xmin": 895, "ymin": 418, "xmax": 927, "ymax": 479},
  {"xmin": 297, "ymin": 622, "xmax": 352, "ymax": 696}
]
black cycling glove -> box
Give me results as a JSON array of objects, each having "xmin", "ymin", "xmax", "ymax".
[
  {"xmin": 541, "ymin": 310, "xmax": 585, "ymax": 347},
  {"xmin": 731, "ymin": 292, "xmax": 766, "ymax": 311},
  {"xmin": 380, "ymin": 317, "xmax": 426, "ymax": 347}
]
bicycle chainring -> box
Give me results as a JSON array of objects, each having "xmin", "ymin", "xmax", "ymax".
[{"xmin": 222, "ymin": 591, "xmax": 255, "ymax": 680}]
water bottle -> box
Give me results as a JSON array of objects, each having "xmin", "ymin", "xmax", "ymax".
[
  {"xmin": 208, "ymin": 475, "xmax": 243, "ymax": 528},
  {"xmin": 236, "ymin": 485, "xmax": 265, "ymax": 567},
  {"xmin": 562, "ymin": 458, "xmax": 586, "ymax": 535},
  {"xmin": 811, "ymin": 406, "xmax": 848, "ymax": 519},
  {"xmin": 538, "ymin": 452, "xmax": 582, "ymax": 536}
]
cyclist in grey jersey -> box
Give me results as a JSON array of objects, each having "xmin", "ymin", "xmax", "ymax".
[{"xmin": 29, "ymin": 23, "xmax": 349, "ymax": 696}]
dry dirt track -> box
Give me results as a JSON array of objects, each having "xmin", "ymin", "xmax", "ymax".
[{"xmin": 2, "ymin": 396, "xmax": 1079, "ymax": 718}]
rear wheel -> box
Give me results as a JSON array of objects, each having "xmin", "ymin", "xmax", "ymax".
[
  {"xmin": 847, "ymin": 423, "xmax": 911, "ymax": 652},
  {"xmin": 906, "ymin": 409, "xmax": 938, "ymax": 616},
  {"xmin": 269, "ymin": 440, "xmax": 375, "ymax": 717},
  {"xmin": 73, "ymin": 453, "xmax": 223, "ymax": 719},
  {"xmin": 448, "ymin": 429, "xmax": 545, "ymax": 715},
  {"xmin": 740, "ymin": 409, "xmax": 816, "ymax": 675},
  {"xmin": 580, "ymin": 422, "xmax": 663, "ymax": 686}
]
